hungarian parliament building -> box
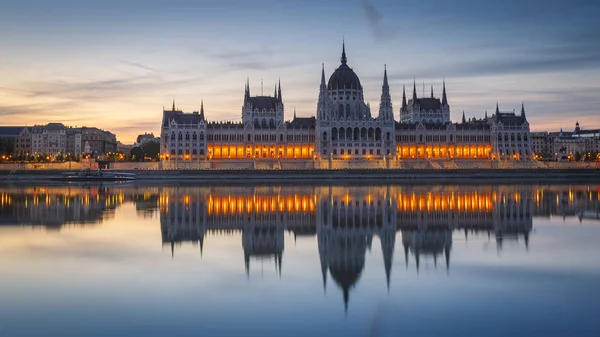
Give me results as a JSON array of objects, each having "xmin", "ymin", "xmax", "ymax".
[{"xmin": 160, "ymin": 43, "xmax": 533, "ymax": 169}]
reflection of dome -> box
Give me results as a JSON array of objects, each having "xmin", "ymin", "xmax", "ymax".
[
  {"xmin": 329, "ymin": 264, "xmax": 363, "ymax": 291},
  {"xmin": 329, "ymin": 262, "xmax": 364, "ymax": 313},
  {"xmin": 327, "ymin": 43, "xmax": 362, "ymax": 90}
]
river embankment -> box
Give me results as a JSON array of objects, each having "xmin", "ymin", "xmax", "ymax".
[{"xmin": 1, "ymin": 169, "xmax": 600, "ymax": 184}]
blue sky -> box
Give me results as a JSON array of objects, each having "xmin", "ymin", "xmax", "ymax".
[{"xmin": 0, "ymin": 0, "xmax": 598, "ymax": 143}]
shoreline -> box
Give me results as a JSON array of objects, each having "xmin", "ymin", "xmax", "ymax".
[{"xmin": 2, "ymin": 168, "xmax": 600, "ymax": 184}]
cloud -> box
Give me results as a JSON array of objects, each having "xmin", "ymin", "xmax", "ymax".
[
  {"xmin": 0, "ymin": 102, "xmax": 81, "ymax": 119},
  {"xmin": 359, "ymin": 0, "xmax": 397, "ymax": 41},
  {"xmin": 21, "ymin": 73, "xmax": 204, "ymax": 102},
  {"xmin": 119, "ymin": 60, "xmax": 158, "ymax": 72}
]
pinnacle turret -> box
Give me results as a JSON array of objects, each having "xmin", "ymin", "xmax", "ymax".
[
  {"xmin": 402, "ymin": 84, "xmax": 407, "ymax": 110},
  {"xmin": 412, "ymin": 80, "xmax": 417, "ymax": 101},
  {"xmin": 379, "ymin": 64, "xmax": 393, "ymax": 121},
  {"xmin": 320, "ymin": 63, "xmax": 326, "ymax": 89},
  {"xmin": 200, "ymin": 100, "xmax": 205, "ymax": 120},
  {"xmin": 278, "ymin": 79, "xmax": 282, "ymax": 103},
  {"xmin": 442, "ymin": 80, "xmax": 448, "ymax": 106}
]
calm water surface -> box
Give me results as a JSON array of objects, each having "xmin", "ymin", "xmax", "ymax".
[{"xmin": 1, "ymin": 183, "xmax": 599, "ymax": 337}]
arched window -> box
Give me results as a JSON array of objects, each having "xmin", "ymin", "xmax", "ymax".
[
  {"xmin": 269, "ymin": 119, "xmax": 275, "ymax": 128},
  {"xmin": 511, "ymin": 133, "xmax": 515, "ymax": 141},
  {"xmin": 338, "ymin": 105, "xmax": 344, "ymax": 119},
  {"xmin": 332, "ymin": 127, "xmax": 338, "ymax": 141},
  {"xmin": 185, "ymin": 133, "xmax": 190, "ymax": 141},
  {"xmin": 498, "ymin": 133, "xmax": 502, "ymax": 141},
  {"xmin": 199, "ymin": 133, "xmax": 204, "ymax": 141},
  {"xmin": 280, "ymin": 134, "xmax": 284, "ymax": 142},
  {"xmin": 346, "ymin": 104, "xmax": 351, "ymax": 118},
  {"xmin": 517, "ymin": 134, "xmax": 521, "ymax": 141},
  {"xmin": 322, "ymin": 132, "xmax": 328, "ymax": 141},
  {"xmin": 178, "ymin": 133, "xmax": 183, "ymax": 141},
  {"xmin": 192, "ymin": 133, "xmax": 197, "ymax": 141},
  {"xmin": 171, "ymin": 132, "xmax": 175, "ymax": 141},
  {"xmin": 386, "ymin": 132, "xmax": 390, "ymax": 141}
]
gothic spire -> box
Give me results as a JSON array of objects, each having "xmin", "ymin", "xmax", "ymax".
[
  {"xmin": 341, "ymin": 39, "xmax": 347, "ymax": 65},
  {"xmin": 172, "ymin": 99, "xmax": 176, "ymax": 112},
  {"xmin": 412, "ymin": 80, "xmax": 417, "ymax": 101},
  {"xmin": 245, "ymin": 78, "xmax": 250, "ymax": 102},
  {"xmin": 431, "ymin": 85, "xmax": 434, "ymax": 98},
  {"xmin": 521, "ymin": 102, "xmax": 525, "ymax": 117},
  {"xmin": 401, "ymin": 84, "xmax": 407, "ymax": 110},
  {"xmin": 383, "ymin": 64, "xmax": 389, "ymax": 90},
  {"xmin": 495, "ymin": 102, "xmax": 500, "ymax": 114},
  {"xmin": 293, "ymin": 107, "xmax": 297, "ymax": 119},
  {"xmin": 442, "ymin": 80, "xmax": 448, "ymax": 106},
  {"xmin": 320, "ymin": 63, "xmax": 326, "ymax": 89},
  {"xmin": 462, "ymin": 111, "xmax": 466, "ymax": 123},
  {"xmin": 485, "ymin": 110, "xmax": 488, "ymax": 119},
  {"xmin": 379, "ymin": 64, "xmax": 392, "ymax": 121},
  {"xmin": 274, "ymin": 83, "xmax": 277, "ymax": 99},
  {"xmin": 200, "ymin": 100, "xmax": 205, "ymax": 120},
  {"xmin": 278, "ymin": 78, "xmax": 282, "ymax": 103}
]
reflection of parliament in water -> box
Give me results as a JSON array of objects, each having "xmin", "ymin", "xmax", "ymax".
[
  {"xmin": 159, "ymin": 185, "xmax": 537, "ymax": 310},
  {"xmin": 0, "ymin": 186, "xmax": 124, "ymax": 228}
]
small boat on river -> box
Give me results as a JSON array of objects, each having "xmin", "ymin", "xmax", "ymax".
[{"xmin": 54, "ymin": 169, "xmax": 137, "ymax": 181}]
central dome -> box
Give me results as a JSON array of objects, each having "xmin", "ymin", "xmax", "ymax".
[{"xmin": 327, "ymin": 43, "xmax": 362, "ymax": 90}]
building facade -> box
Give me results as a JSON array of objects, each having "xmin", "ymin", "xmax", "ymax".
[{"xmin": 160, "ymin": 43, "xmax": 533, "ymax": 166}]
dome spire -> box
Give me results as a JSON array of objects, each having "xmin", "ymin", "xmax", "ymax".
[{"xmin": 341, "ymin": 39, "xmax": 347, "ymax": 65}]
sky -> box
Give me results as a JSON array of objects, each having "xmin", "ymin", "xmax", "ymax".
[{"xmin": 0, "ymin": 0, "xmax": 599, "ymax": 144}]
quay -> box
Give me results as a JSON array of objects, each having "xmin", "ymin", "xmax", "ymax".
[{"xmin": 1, "ymin": 168, "xmax": 599, "ymax": 184}]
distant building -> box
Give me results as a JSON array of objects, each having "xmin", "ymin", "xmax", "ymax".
[
  {"xmin": 531, "ymin": 131, "xmax": 552, "ymax": 159},
  {"xmin": 117, "ymin": 142, "xmax": 134, "ymax": 157},
  {"xmin": 31, "ymin": 123, "xmax": 67, "ymax": 156},
  {"xmin": 136, "ymin": 133, "xmax": 159, "ymax": 145},
  {"xmin": 550, "ymin": 122, "xmax": 600, "ymax": 160},
  {"xmin": 1, "ymin": 123, "xmax": 119, "ymax": 158},
  {"xmin": 80, "ymin": 127, "xmax": 117, "ymax": 155},
  {"xmin": 15, "ymin": 127, "xmax": 32, "ymax": 156},
  {"xmin": 0, "ymin": 126, "xmax": 27, "ymax": 156}
]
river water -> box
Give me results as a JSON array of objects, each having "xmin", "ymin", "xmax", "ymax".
[{"xmin": 0, "ymin": 183, "xmax": 599, "ymax": 337}]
